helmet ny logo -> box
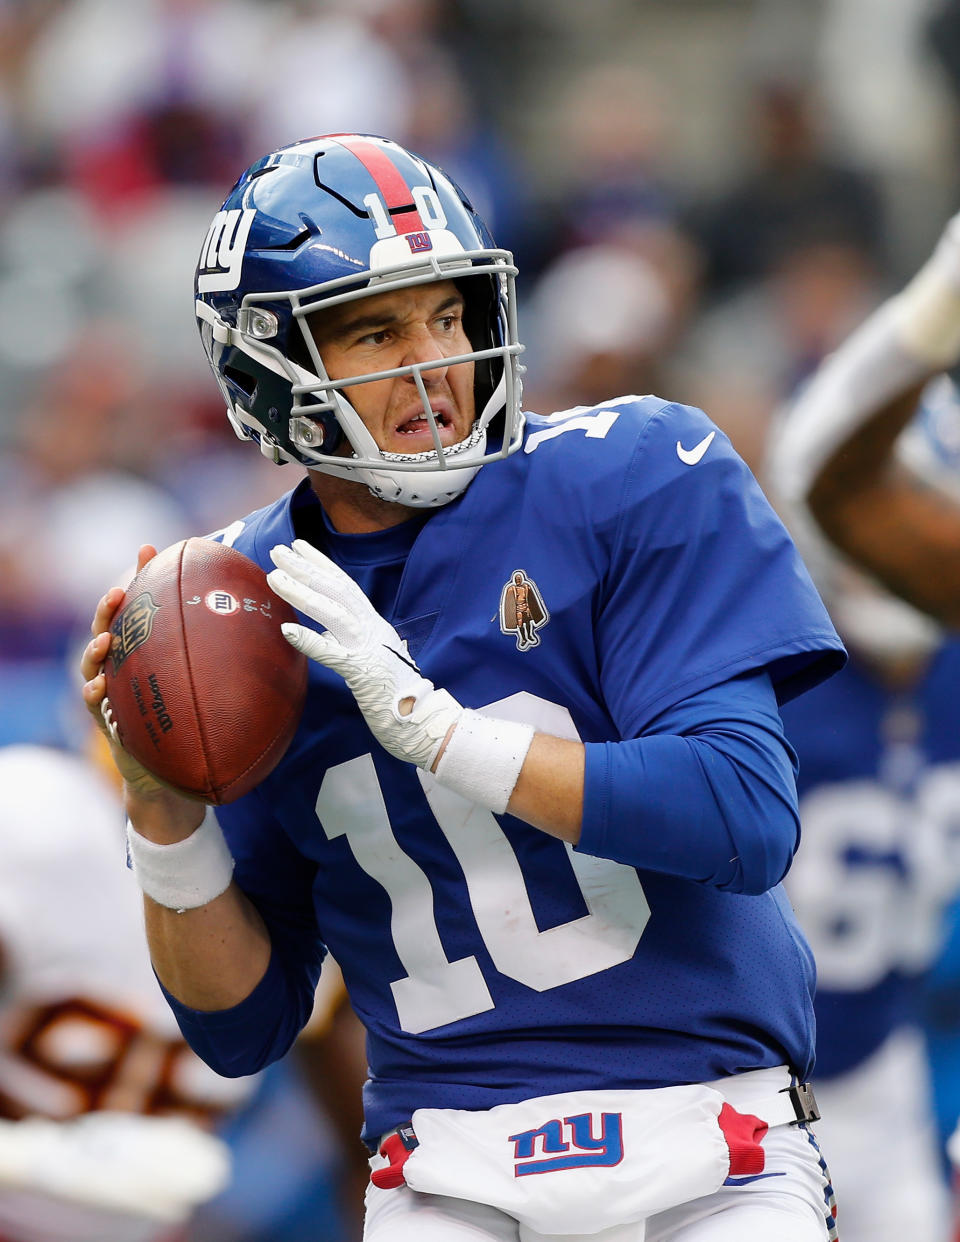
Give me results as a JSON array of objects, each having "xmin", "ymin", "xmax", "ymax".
[
  {"xmin": 499, "ymin": 570, "xmax": 548, "ymax": 651},
  {"xmin": 509, "ymin": 1112, "xmax": 624, "ymax": 1176},
  {"xmin": 198, "ymin": 208, "xmax": 256, "ymax": 293}
]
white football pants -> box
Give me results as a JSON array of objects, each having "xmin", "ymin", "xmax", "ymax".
[{"xmin": 364, "ymin": 1103, "xmax": 836, "ymax": 1241}]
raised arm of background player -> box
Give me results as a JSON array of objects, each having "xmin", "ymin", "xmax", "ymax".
[{"xmin": 770, "ymin": 212, "xmax": 960, "ymax": 627}]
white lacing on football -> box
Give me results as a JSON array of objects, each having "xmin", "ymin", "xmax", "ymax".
[{"xmin": 126, "ymin": 805, "xmax": 234, "ymax": 911}]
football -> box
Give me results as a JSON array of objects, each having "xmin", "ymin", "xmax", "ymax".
[{"xmin": 102, "ymin": 538, "xmax": 309, "ymax": 804}]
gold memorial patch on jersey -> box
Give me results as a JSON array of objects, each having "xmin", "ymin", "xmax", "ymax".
[{"xmin": 499, "ymin": 570, "xmax": 549, "ymax": 652}]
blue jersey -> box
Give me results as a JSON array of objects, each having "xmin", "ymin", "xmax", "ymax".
[
  {"xmin": 780, "ymin": 642, "xmax": 960, "ymax": 1079},
  {"xmin": 188, "ymin": 397, "xmax": 843, "ymax": 1142}
]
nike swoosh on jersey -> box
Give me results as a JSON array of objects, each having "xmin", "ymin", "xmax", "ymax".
[
  {"xmin": 676, "ymin": 431, "xmax": 716, "ymax": 465},
  {"xmin": 723, "ymin": 1171, "xmax": 787, "ymax": 1186}
]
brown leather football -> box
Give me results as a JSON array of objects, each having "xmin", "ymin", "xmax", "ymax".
[{"xmin": 103, "ymin": 537, "xmax": 308, "ymax": 804}]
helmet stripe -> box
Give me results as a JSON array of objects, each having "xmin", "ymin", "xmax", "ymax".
[{"xmin": 330, "ymin": 135, "xmax": 426, "ymax": 234}]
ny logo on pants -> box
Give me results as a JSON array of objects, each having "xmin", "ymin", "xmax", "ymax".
[{"xmin": 509, "ymin": 1112, "xmax": 624, "ymax": 1176}]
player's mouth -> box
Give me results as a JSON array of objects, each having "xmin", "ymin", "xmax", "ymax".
[{"xmin": 393, "ymin": 407, "xmax": 456, "ymax": 445}]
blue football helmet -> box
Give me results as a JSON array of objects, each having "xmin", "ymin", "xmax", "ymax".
[{"xmin": 194, "ymin": 133, "xmax": 524, "ymax": 507}]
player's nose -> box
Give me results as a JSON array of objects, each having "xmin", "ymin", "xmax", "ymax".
[{"xmin": 401, "ymin": 325, "xmax": 450, "ymax": 382}]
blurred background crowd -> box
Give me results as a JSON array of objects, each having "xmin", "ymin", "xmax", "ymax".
[
  {"xmin": 6, "ymin": 0, "xmax": 960, "ymax": 741},
  {"xmin": 3, "ymin": 0, "xmax": 960, "ymax": 1239}
]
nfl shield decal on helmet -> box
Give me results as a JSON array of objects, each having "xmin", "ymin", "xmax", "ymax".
[{"xmin": 500, "ymin": 570, "xmax": 548, "ymax": 651}]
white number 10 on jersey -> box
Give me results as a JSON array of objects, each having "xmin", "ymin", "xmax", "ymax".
[{"xmin": 315, "ymin": 694, "xmax": 650, "ymax": 1033}]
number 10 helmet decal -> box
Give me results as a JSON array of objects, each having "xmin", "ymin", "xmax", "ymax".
[{"xmin": 195, "ymin": 133, "xmax": 525, "ymax": 508}]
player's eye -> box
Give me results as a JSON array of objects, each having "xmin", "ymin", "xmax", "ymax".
[{"xmin": 357, "ymin": 328, "xmax": 391, "ymax": 347}]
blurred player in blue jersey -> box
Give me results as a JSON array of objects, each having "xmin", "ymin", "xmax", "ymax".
[
  {"xmin": 780, "ymin": 594, "xmax": 960, "ymax": 1242},
  {"xmin": 771, "ymin": 207, "xmax": 960, "ymax": 1242},
  {"xmin": 81, "ymin": 134, "xmax": 846, "ymax": 1242},
  {"xmin": 768, "ymin": 460, "xmax": 960, "ymax": 1242}
]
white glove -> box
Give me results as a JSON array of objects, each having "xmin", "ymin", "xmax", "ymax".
[{"xmin": 268, "ymin": 540, "xmax": 462, "ymax": 770}]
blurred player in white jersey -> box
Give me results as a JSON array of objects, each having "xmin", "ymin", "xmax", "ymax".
[
  {"xmin": 0, "ymin": 735, "xmax": 370, "ymax": 1242},
  {"xmin": 0, "ymin": 737, "xmax": 248, "ymax": 1242}
]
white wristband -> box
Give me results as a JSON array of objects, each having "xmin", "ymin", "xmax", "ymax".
[
  {"xmin": 433, "ymin": 709, "xmax": 535, "ymax": 813},
  {"xmin": 126, "ymin": 806, "xmax": 235, "ymax": 912}
]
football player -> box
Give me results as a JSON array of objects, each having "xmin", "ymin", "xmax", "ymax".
[
  {"xmin": 0, "ymin": 737, "xmax": 246, "ymax": 1242},
  {"xmin": 770, "ymin": 209, "xmax": 960, "ymax": 626},
  {"xmin": 769, "ymin": 489, "xmax": 960, "ymax": 1242},
  {"xmin": 0, "ymin": 733, "xmax": 368, "ymax": 1242},
  {"xmin": 769, "ymin": 212, "xmax": 960, "ymax": 1242},
  {"xmin": 81, "ymin": 134, "xmax": 847, "ymax": 1242}
]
